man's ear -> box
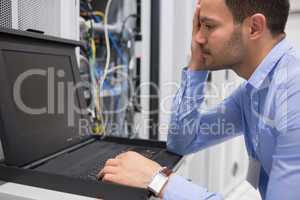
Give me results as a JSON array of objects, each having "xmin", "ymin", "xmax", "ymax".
[{"xmin": 248, "ymin": 14, "xmax": 267, "ymax": 40}]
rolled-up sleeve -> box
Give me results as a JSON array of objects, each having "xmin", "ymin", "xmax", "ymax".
[
  {"xmin": 167, "ymin": 68, "xmax": 244, "ymax": 155},
  {"xmin": 164, "ymin": 68, "xmax": 246, "ymax": 199}
]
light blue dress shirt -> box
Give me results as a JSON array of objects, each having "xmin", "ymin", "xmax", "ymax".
[{"xmin": 164, "ymin": 38, "xmax": 300, "ymax": 200}]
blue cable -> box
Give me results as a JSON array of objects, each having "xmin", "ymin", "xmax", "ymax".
[
  {"xmin": 94, "ymin": 15, "xmax": 102, "ymax": 23},
  {"xmin": 109, "ymin": 32, "xmax": 128, "ymax": 65}
]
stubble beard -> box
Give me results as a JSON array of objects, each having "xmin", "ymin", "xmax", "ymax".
[{"xmin": 203, "ymin": 26, "xmax": 245, "ymax": 71}]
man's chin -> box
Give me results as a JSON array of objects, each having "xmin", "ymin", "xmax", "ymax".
[{"xmin": 203, "ymin": 62, "xmax": 228, "ymax": 71}]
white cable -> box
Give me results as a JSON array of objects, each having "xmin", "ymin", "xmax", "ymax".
[
  {"xmin": 103, "ymin": 0, "xmax": 113, "ymax": 80},
  {"xmin": 97, "ymin": 0, "xmax": 113, "ymax": 135},
  {"xmin": 128, "ymin": 57, "xmax": 135, "ymax": 71}
]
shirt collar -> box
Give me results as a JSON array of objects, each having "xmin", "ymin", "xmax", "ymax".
[{"xmin": 246, "ymin": 38, "xmax": 292, "ymax": 90}]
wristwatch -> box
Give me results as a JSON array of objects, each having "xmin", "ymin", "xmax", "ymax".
[{"xmin": 147, "ymin": 167, "xmax": 173, "ymax": 197}]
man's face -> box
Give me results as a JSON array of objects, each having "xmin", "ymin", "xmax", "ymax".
[{"xmin": 197, "ymin": 0, "xmax": 246, "ymax": 70}]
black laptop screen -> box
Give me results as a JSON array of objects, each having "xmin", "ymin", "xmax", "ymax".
[{"xmin": 0, "ymin": 49, "xmax": 90, "ymax": 166}]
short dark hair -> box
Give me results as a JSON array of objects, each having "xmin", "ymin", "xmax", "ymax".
[{"xmin": 225, "ymin": 0, "xmax": 290, "ymax": 36}]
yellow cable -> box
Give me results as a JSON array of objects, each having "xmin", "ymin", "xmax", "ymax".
[
  {"xmin": 91, "ymin": 39, "xmax": 96, "ymax": 59},
  {"xmin": 93, "ymin": 11, "xmax": 105, "ymax": 19}
]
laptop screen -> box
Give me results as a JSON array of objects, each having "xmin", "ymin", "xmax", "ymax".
[{"xmin": 0, "ymin": 34, "xmax": 91, "ymax": 166}]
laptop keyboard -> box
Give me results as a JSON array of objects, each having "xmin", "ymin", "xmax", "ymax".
[
  {"xmin": 128, "ymin": 146, "xmax": 160, "ymax": 159},
  {"xmin": 34, "ymin": 141, "xmax": 162, "ymax": 182},
  {"xmin": 74, "ymin": 145, "xmax": 161, "ymax": 181}
]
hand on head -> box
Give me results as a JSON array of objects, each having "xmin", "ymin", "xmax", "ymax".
[{"xmin": 189, "ymin": 0, "xmax": 205, "ymax": 71}]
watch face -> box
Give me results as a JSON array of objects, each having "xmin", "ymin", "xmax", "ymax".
[{"xmin": 148, "ymin": 173, "xmax": 168, "ymax": 196}]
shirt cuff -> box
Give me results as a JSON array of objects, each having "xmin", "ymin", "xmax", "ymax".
[
  {"xmin": 163, "ymin": 175, "xmax": 209, "ymax": 200},
  {"xmin": 182, "ymin": 68, "xmax": 209, "ymax": 98}
]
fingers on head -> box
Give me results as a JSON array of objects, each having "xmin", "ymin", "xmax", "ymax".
[{"xmin": 194, "ymin": 6, "xmax": 201, "ymax": 23}]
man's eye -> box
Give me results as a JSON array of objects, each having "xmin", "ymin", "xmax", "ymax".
[{"xmin": 205, "ymin": 24, "xmax": 214, "ymax": 29}]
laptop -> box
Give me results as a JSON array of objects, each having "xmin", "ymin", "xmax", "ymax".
[{"xmin": 0, "ymin": 28, "xmax": 181, "ymax": 199}]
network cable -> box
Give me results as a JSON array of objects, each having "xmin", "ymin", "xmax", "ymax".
[
  {"xmin": 96, "ymin": 0, "xmax": 113, "ymax": 136},
  {"xmin": 79, "ymin": 0, "xmax": 138, "ymax": 137}
]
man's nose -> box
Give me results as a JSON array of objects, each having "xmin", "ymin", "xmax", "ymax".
[{"xmin": 195, "ymin": 30, "xmax": 207, "ymax": 45}]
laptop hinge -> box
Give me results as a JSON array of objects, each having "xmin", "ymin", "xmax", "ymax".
[{"xmin": 23, "ymin": 138, "xmax": 96, "ymax": 169}]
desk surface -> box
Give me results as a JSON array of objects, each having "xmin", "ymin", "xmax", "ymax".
[{"xmin": 0, "ymin": 181, "xmax": 96, "ymax": 200}]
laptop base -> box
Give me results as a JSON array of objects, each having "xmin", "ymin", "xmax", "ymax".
[{"xmin": 0, "ymin": 136, "xmax": 182, "ymax": 200}]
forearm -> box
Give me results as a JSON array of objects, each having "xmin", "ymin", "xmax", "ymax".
[
  {"xmin": 167, "ymin": 68, "xmax": 244, "ymax": 155},
  {"xmin": 167, "ymin": 68, "xmax": 209, "ymax": 155}
]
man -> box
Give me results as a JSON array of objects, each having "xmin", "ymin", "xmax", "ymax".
[{"xmin": 98, "ymin": 0, "xmax": 300, "ymax": 199}]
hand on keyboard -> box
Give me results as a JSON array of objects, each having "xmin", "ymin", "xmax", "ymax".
[{"xmin": 97, "ymin": 151, "xmax": 163, "ymax": 189}]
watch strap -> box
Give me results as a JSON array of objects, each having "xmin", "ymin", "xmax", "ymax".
[{"xmin": 160, "ymin": 167, "xmax": 173, "ymax": 177}]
